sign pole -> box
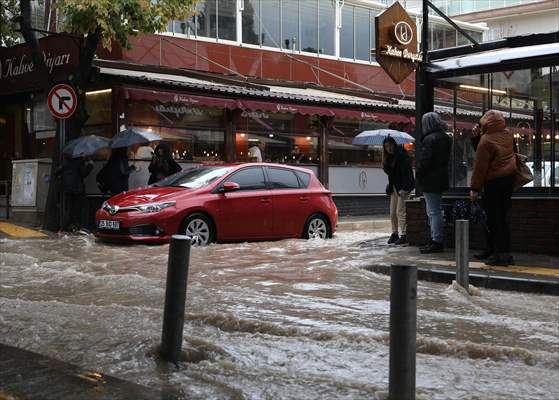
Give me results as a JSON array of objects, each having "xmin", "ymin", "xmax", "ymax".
[{"xmin": 59, "ymin": 119, "xmax": 65, "ymax": 230}]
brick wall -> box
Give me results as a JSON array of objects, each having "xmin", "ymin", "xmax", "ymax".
[{"xmin": 406, "ymin": 197, "xmax": 559, "ymax": 255}]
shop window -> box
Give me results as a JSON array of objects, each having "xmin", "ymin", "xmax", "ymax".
[
  {"xmin": 318, "ymin": 0, "xmax": 335, "ymax": 55},
  {"xmin": 242, "ymin": 0, "xmax": 260, "ymax": 45},
  {"xmin": 236, "ymin": 113, "xmax": 319, "ymax": 164},
  {"xmin": 282, "ymin": 0, "xmax": 299, "ymax": 50},
  {"xmin": 300, "ymin": 0, "xmax": 318, "ymax": 54},
  {"xmin": 84, "ymin": 90, "xmax": 112, "ymax": 138},
  {"xmin": 435, "ymin": 66, "xmax": 558, "ymax": 191},
  {"xmin": 261, "ymin": 0, "xmax": 281, "ymax": 47},
  {"xmin": 126, "ymin": 102, "xmax": 225, "ymax": 162},
  {"xmin": 329, "ymin": 118, "xmax": 388, "ymax": 166}
]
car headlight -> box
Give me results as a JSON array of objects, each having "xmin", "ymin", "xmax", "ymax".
[{"xmin": 135, "ymin": 201, "xmax": 176, "ymax": 213}]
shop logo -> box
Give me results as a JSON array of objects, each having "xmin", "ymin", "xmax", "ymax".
[
  {"xmin": 360, "ymin": 112, "xmax": 377, "ymax": 120},
  {"xmin": 394, "ymin": 21, "xmax": 413, "ymax": 45},
  {"xmin": 241, "ymin": 110, "xmax": 269, "ymax": 119},
  {"xmin": 358, "ymin": 171, "xmax": 367, "ymax": 190},
  {"xmin": 0, "ymin": 52, "xmax": 71, "ymax": 80},
  {"xmin": 276, "ymin": 104, "xmax": 297, "ymax": 113},
  {"xmin": 154, "ymin": 104, "xmax": 204, "ymax": 117},
  {"xmin": 172, "ymin": 94, "xmax": 200, "ymax": 104}
]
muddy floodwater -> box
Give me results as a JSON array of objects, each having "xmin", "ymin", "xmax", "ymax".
[{"xmin": 1, "ymin": 232, "xmax": 558, "ymax": 400}]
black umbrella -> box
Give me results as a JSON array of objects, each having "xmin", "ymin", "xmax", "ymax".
[
  {"xmin": 63, "ymin": 135, "xmax": 111, "ymax": 158},
  {"xmin": 110, "ymin": 127, "xmax": 161, "ymax": 149}
]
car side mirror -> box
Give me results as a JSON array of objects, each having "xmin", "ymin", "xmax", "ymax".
[{"xmin": 221, "ymin": 181, "xmax": 240, "ymax": 193}]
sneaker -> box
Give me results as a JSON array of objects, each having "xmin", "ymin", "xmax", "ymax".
[
  {"xmin": 420, "ymin": 241, "xmax": 444, "ymax": 254},
  {"xmin": 387, "ymin": 233, "xmax": 399, "ymax": 244},
  {"xmin": 419, "ymin": 239, "xmax": 434, "ymax": 251},
  {"xmin": 485, "ymin": 254, "xmax": 514, "ymax": 266},
  {"xmin": 395, "ymin": 235, "xmax": 408, "ymax": 245},
  {"xmin": 474, "ymin": 249, "xmax": 493, "ymax": 260}
]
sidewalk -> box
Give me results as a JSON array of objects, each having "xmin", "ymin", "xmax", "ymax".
[
  {"xmin": 359, "ymin": 235, "xmax": 559, "ymax": 295},
  {"xmin": 0, "ymin": 344, "xmax": 179, "ymax": 400}
]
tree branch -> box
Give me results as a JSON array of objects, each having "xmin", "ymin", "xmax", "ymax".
[{"xmin": 19, "ymin": 0, "xmax": 51, "ymax": 90}]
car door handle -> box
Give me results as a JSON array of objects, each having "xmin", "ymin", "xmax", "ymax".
[
  {"xmin": 260, "ymin": 198, "xmax": 271, "ymax": 204},
  {"xmin": 299, "ymin": 196, "xmax": 309, "ymax": 201}
]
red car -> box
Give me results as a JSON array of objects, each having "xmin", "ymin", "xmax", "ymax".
[{"xmin": 95, "ymin": 163, "xmax": 337, "ymax": 245}]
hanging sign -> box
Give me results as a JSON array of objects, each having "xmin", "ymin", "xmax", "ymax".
[
  {"xmin": 375, "ymin": 2, "xmax": 421, "ymax": 84},
  {"xmin": 47, "ymin": 83, "xmax": 77, "ymax": 119}
]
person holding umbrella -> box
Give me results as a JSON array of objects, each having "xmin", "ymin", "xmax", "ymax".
[
  {"xmin": 148, "ymin": 143, "xmax": 182, "ymax": 185},
  {"xmin": 383, "ymin": 136, "xmax": 415, "ymax": 245},
  {"xmin": 97, "ymin": 127, "xmax": 162, "ymax": 195},
  {"xmin": 97, "ymin": 147, "xmax": 135, "ymax": 195},
  {"xmin": 59, "ymin": 135, "xmax": 110, "ymax": 232}
]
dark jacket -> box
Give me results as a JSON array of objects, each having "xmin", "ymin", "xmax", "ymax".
[
  {"xmin": 97, "ymin": 148, "xmax": 134, "ymax": 195},
  {"xmin": 57, "ymin": 157, "xmax": 93, "ymax": 194},
  {"xmin": 416, "ymin": 112, "xmax": 452, "ymax": 193},
  {"xmin": 383, "ymin": 149, "xmax": 415, "ymax": 195},
  {"xmin": 470, "ymin": 110, "xmax": 516, "ymax": 191},
  {"xmin": 148, "ymin": 143, "xmax": 182, "ymax": 185}
]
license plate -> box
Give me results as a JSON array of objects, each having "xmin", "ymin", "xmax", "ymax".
[{"xmin": 99, "ymin": 220, "xmax": 120, "ymax": 230}]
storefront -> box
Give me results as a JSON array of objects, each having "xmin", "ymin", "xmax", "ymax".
[{"xmin": 407, "ymin": 32, "xmax": 559, "ymax": 254}]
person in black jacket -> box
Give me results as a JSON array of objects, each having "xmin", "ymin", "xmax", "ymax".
[
  {"xmin": 382, "ymin": 137, "xmax": 415, "ymax": 245},
  {"xmin": 97, "ymin": 147, "xmax": 135, "ymax": 196},
  {"xmin": 416, "ymin": 112, "xmax": 452, "ymax": 253},
  {"xmin": 148, "ymin": 143, "xmax": 182, "ymax": 185},
  {"xmin": 57, "ymin": 155, "xmax": 93, "ymax": 232}
]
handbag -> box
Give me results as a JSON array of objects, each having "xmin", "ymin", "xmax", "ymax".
[{"xmin": 513, "ymin": 153, "xmax": 533, "ymax": 191}]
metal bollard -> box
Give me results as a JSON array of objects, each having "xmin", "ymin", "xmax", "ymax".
[
  {"xmin": 160, "ymin": 235, "xmax": 191, "ymax": 364},
  {"xmin": 389, "ymin": 265, "xmax": 417, "ymax": 400},
  {"xmin": 455, "ymin": 220, "xmax": 469, "ymax": 290}
]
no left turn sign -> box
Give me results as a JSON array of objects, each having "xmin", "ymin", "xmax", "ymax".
[{"xmin": 47, "ymin": 83, "xmax": 77, "ymax": 119}]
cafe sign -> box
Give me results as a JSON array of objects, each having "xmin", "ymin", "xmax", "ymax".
[
  {"xmin": 0, "ymin": 35, "xmax": 79, "ymax": 96},
  {"xmin": 375, "ymin": 2, "xmax": 421, "ymax": 84}
]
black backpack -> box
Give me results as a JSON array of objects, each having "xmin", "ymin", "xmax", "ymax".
[{"xmin": 96, "ymin": 164, "xmax": 110, "ymax": 193}]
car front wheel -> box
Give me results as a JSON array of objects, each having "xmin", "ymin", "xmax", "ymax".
[
  {"xmin": 181, "ymin": 213, "xmax": 214, "ymax": 246},
  {"xmin": 304, "ymin": 214, "xmax": 330, "ymax": 239}
]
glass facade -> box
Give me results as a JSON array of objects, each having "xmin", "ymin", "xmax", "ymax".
[
  {"xmin": 432, "ymin": 0, "xmax": 542, "ymax": 15},
  {"xmin": 166, "ymin": 1, "xmax": 484, "ymax": 62},
  {"xmin": 434, "ymin": 65, "xmax": 559, "ymax": 192}
]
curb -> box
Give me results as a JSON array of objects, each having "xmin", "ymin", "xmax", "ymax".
[
  {"xmin": 363, "ymin": 264, "xmax": 559, "ymax": 295},
  {"xmin": 337, "ymin": 219, "xmax": 391, "ymax": 232}
]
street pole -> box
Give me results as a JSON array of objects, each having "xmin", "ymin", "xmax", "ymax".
[
  {"xmin": 160, "ymin": 235, "xmax": 191, "ymax": 364},
  {"xmin": 388, "ymin": 265, "xmax": 417, "ymax": 400},
  {"xmin": 59, "ymin": 118, "xmax": 66, "ymax": 230},
  {"xmin": 455, "ymin": 220, "xmax": 469, "ymax": 290}
]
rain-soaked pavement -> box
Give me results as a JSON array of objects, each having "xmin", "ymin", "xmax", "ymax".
[{"xmin": 1, "ymin": 232, "xmax": 558, "ymax": 400}]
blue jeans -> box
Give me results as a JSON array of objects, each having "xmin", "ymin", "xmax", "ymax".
[{"xmin": 424, "ymin": 192, "xmax": 443, "ymax": 243}]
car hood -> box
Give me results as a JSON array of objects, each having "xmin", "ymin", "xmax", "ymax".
[{"xmin": 107, "ymin": 186, "xmax": 199, "ymax": 207}]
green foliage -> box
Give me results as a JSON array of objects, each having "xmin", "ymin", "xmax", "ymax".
[
  {"xmin": 56, "ymin": 0, "xmax": 197, "ymax": 49},
  {"xmin": 0, "ymin": 0, "xmax": 20, "ymax": 46},
  {"xmin": 1, "ymin": 0, "xmax": 197, "ymax": 49}
]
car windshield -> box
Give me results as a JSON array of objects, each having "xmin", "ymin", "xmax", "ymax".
[{"xmin": 154, "ymin": 166, "xmax": 234, "ymax": 189}]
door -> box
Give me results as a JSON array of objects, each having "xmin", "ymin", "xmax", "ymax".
[
  {"xmin": 266, "ymin": 167, "xmax": 309, "ymax": 238},
  {"xmin": 216, "ymin": 167, "xmax": 273, "ymax": 240}
]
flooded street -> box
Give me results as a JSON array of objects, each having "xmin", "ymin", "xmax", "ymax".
[{"xmin": 1, "ymin": 232, "xmax": 558, "ymax": 400}]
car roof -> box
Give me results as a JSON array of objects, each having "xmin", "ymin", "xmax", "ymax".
[{"xmin": 202, "ymin": 163, "xmax": 314, "ymax": 174}]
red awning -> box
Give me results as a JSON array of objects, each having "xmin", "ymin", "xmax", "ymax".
[
  {"xmin": 236, "ymin": 99, "xmax": 335, "ymax": 117},
  {"xmin": 122, "ymin": 86, "xmax": 412, "ymax": 123},
  {"xmin": 123, "ymin": 87, "xmax": 238, "ymax": 109}
]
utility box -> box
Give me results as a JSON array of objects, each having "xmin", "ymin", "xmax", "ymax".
[{"xmin": 11, "ymin": 159, "xmax": 52, "ymax": 225}]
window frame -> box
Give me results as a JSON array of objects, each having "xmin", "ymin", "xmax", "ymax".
[{"xmin": 264, "ymin": 166, "xmax": 304, "ymax": 190}]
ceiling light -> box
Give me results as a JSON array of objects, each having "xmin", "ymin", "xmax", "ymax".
[
  {"xmin": 459, "ymin": 84, "xmax": 507, "ymax": 95},
  {"xmin": 85, "ymin": 88, "xmax": 112, "ymax": 96}
]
